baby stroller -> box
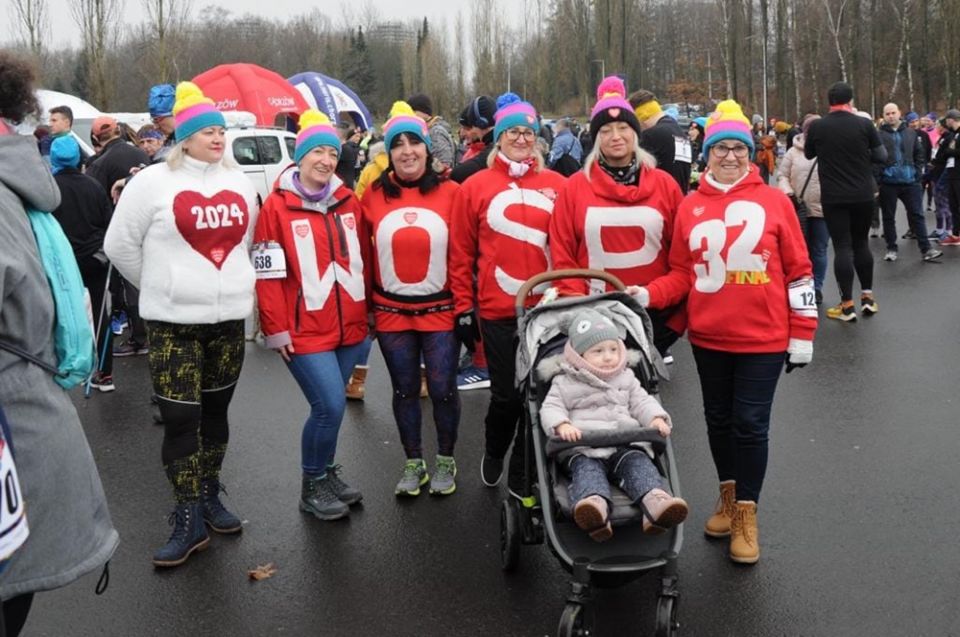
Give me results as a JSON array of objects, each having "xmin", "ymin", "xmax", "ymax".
[{"xmin": 500, "ymin": 269, "xmax": 682, "ymax": 637}]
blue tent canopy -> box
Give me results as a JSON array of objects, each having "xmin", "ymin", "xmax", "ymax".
[{"xmin": 289, "ymin": 72, "xmax": 374, "ymax": 131}]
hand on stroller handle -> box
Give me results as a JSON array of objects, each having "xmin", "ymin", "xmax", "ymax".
[{"xmin": 514, "ymin": 269, "xmax": 626, "ymax": 316}]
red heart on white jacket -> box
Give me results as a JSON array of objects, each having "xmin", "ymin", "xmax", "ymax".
[{"xmin": 173, "ymin": 190, "xmax": 249, "ymax": 269}]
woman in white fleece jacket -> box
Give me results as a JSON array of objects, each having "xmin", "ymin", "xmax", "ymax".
[
  {"xmin": 104, "ymin": 82, "xmax": 258, "ymax": 568},
  {"xmin": 539, "ymin": 309, "xmax": 687, "ymax": 543}
]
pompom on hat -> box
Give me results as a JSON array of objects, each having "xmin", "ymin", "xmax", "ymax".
[
  {"xmin": 383, "ymin": 101, "xmax": 431, "ymax": 151},
  {"xmin": 590, "ymin": 76, "xmax": 642, "ymax": 138},
  {"xmin": 493, "ymin": 92, "xmax": 540, "ymax": 142},
  {"xmin": 702, "ymin": 99, "xmax": 755, "ymax": 159},
  {"xmin": 295, "ymin": 109, "xmax": 341, "ymax": 163},
  {"xmin": 173, "ymin": 81, "xmax": 226, "ymax": 142}
]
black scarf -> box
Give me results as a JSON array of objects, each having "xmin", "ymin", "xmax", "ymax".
[{"xmin": 598, "ymin": 155, "xmax": 640, "ymax": 185}]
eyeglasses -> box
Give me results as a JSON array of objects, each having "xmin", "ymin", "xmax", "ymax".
[
  {"xmin": 711, "ymin": 144, "xmax": 750, "ymax": 158},
  {"xmin": 504, "ymin": 128, "xmax": 536, "ymax": 142}
]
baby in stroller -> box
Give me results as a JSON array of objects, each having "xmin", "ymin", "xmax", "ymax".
[{"xmin": 539, "ymin": 309, "xmax": 688, "ymax": 542}]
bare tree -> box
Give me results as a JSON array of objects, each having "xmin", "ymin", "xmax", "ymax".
[
  {"xmin": 142, "ymin": 0, "xmax": 191, "ymax": 83},
  {"xmin": 822, "ymin": 0, "xmax": 850, "ymax": 83},
  {"xmin": 70, "ymin": 0, "xmax": 121, "ymax": 108},
  {"xmin": 10, "ymin": 0, "xmax": 49, "ymax": 61}
]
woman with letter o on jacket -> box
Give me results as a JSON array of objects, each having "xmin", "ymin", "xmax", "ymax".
[
  {"xmin": 449, "ymin": 92, "xmax": 566, "ymax": 496},
  {"xmin": 638, "ymin": 100, "xmax": 818, "ymax": 564},
  {"xmin": 254, "ymin": 110, "xmax": 370, "ymax": 522},
  {"xmin": 105, "ymin": 82, "xmax": 258, "ymax": 567},
  {"xmin": 361, "ymin": 102, "xmax": 461, "ymax": 497}
]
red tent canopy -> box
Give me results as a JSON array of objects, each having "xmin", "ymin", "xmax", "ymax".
[{"xmin": 192, "ymin": 63, "xmax": 309, "ymax": 127}]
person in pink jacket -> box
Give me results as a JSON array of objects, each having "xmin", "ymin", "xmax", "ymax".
[{"xmin": 539, "ymin": 309, "xmax": 687, "ymax": 542}]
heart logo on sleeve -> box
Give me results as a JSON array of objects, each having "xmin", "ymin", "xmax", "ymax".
[{"xmin": 173, "ymin": 190, "xmax": 249, "ymax": 269}]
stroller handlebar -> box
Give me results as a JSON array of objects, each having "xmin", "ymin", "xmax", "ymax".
[
  {"xmin": 544, "ymin": 427, "xmax": 668, "ymax": 458},
  {"xmin": 515, "ymin": 269, "xmax": 627, "ymax": 317}
]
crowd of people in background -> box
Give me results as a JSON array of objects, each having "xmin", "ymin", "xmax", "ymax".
[{"xmin": 5, "ymin": 41, "xmax": 960, "ymax": 633}]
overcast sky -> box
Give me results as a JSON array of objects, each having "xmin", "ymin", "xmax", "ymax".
[{"xmin": 4, "ymin": 0, "xmax": 523, "ymax": 48}]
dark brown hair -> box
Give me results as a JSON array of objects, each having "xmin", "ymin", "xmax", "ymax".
[{"xmin": 0, "ymin": 52, "xmax": 40, "ymax": 124}]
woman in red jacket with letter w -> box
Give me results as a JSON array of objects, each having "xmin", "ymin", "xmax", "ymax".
[
  {"xmin": 254, "ymin": 110, "xmax": 370, "ymax": 523},
  {"xmin": 638, "ymin": 100, "xmax": 817, "ymax": 565}
]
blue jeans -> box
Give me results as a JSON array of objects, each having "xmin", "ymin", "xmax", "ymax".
[
  {"xmin": 805, "ymin": 217, "xmax": 829, "ymax": 293},
  {"xmin": 378, "ymin": 330, "xmax": 460, "ymax": 459},
  {"xmin": 567, "ymin": 449, "xmax": 664, "ymax": 506},
  {"xmin": 692, "ymin": 346, "xmax": 783, "ymax": 503},
  {"xmin": 879, "ymin": 183, "xmax": 931, "ymax": 253},
  {"xmin": 285, "ymin": 338, "xmax": 372, "ymax": 476}
]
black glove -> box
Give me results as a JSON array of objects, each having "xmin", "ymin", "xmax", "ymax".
[
  {"xmin": 784, "ymin": 360, "xmax": 806, "ymax": 374},
  {"xmin": 455, "ymin": 310, "xmax": 480, "ymax": 346}
]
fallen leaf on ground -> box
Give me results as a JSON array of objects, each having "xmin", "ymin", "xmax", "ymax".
[{"xmin": 248, "ymin": 563, "xmax": 277, "ymax": 581}]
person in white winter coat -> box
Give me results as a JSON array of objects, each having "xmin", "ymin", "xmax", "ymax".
[
  {"xmin": 539, "ymin": 309, "xmax": 688, "ymax": 542},
  {"xmin": 776, "ymin": 114, "xmax": 828, "ymax": 305}
]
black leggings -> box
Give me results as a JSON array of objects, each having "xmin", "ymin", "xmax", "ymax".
[
  {"xmin": 822, "ymin": 200, "xmax": 875, "ymax": 302},
  {"xmin": 947, "ymin": 180, "xmax": 960, "ymax": 237},
  {"xmin": 0, "ymin": 593, "xmax": 34, "ymax": 637}
]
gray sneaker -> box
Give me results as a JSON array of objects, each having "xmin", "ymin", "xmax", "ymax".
[
  {"xmin": 923, "ymin": 248, "xmax": 943, "ymax": 262},
  {"xmin": 300, "ymin": 475, "xmax": 349, "ymax": 520},
  {"xmin": 429, "ymin": 455, "xmax": 457, "ymax": 496},
  {"xmin": 395, "ymin": 459, "xmax": 429, "ymax": 496}
]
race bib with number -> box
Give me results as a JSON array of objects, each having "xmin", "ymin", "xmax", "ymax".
[
  {"xmin": 251, "ymin": 241, "xmax": 287, "ymax": 280},
  {"xmin": 788, "ymin": 278, "xmax": 817, "ymax": 318},
  {"xmin": 0, "ymin": 436, "xmax": 28, "ymax": 562},
  {"xmin": 674, "ymin": 136, "xmax": 692, "ymax": 163}
]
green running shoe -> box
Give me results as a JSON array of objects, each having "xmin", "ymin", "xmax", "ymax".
[
  {"xmin": 429, "ymin": 455, "xmax": 457, "ymax": 495},
  {"xmin": 395, "ymin": 459, "xmax": 429, "ymax": 496}
]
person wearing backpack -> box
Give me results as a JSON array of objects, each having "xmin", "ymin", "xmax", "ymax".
[
  {"xmin": 104, "ymin": 82, "xmax": 259, "ymax": 567},
  {"xmin": 547, "ymin": 118, "xmax": 583, "ymax": 177},
  {"xmin": 0, "ymin": 50, "xmax": 118, "ymax": 636}
]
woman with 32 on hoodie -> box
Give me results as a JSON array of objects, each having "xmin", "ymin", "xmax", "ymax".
[
  {"xmin": 104, "ymin": 82, "xmax": 259, "ymax": 567},
  {"xmin": 254, "ymin": 110, "xmax": 370, "ymax": 522}
]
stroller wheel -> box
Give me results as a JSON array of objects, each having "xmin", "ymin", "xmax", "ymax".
[
  {"xmin": 557, "ymin": 602, "xmax": 588, "ymax": 637},
  {"xmin": 654, "ymin": 595, "xmax": 679, "ymax": 637},
  {"xmin": 500, "ymin": 499, "xmax": 521, "ymax": 572}
]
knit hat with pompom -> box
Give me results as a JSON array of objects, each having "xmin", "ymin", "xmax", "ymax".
[
  {"xmin": 702, "ymin": 99, "xmax": 755, "ymax": 159},
  {"xmin": 383, "ymin": 101, "xmax": 431, "ymax": 151},
  {"xmin": 295, "ymin": 109, "xmax": 341, "ymax": 163},
  {"xmin": 173, "ymin": 81, "xmax": 226, "ymax": 142},
  {"xmin": 493, "ymin": 92, "xmax": 540, "ymax": 142},
  {"xmin": 589, "ymin": 76, "xmax": 642, "ymax": 137}
]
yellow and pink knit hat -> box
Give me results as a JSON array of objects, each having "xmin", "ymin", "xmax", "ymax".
[
  {"xmin": 383, "ymin": 101, "xmax": 431, "ymax": 150},
  {"xmin": 173, "ymin": 82, "xmax": 226, "ymax": 142},
  {"xmin": 702, "ymin": 100, "xmax": 755, "ymax": 158},
  {"xmin": 294, "ymin": 109, "xmax": 341, "ymax": 163}
]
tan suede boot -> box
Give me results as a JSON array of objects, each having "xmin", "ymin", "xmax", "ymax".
[
  {"xmin": 729, "ymin": 500, "xmax": 759, "ymax": 564},
  {"xmin": 704, "ymin": 480, "xmax": 736, "ymax": 538},
  {"xmin": 419, "ymin": 365, "xmax": 428, "ymax": 398},
  {"xmin": 345, "ymin": 365, "xmax": 368, "ymax": 401}
]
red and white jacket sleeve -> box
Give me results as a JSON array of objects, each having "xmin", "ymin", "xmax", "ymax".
[
  {"xmin": 547, "ymin": 183, "xmax": 589, "ymax": 296},
  {"xmin": 253, "ymin": 195, "xmax": 290, "ymax": 349},
  {"xmin": 449, "ymin": 186, "xmax": 480, "ymax": 316},
  {"xmin": 646, "ymin": 211, "xmax": 693, "ymax": 309}
]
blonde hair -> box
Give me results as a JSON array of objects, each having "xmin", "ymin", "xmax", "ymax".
[
  {"xmin": 485, "ymin": 141, "xmax": 546, "ymax": 172},
  {"xmin": 582, "ymin": 135, "xmax": 656, "ymax": 181},
  {"xmin": 166, "ymin": 138, "xmax": 238, "ymax": 170}
]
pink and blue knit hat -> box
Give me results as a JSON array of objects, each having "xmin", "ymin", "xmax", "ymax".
[
  {"xmin": 383, "ymin": 101, "xmax": 431, "ymax": 150},
  {"xmin": 493, "ymin": 92, "xmax": 539, "ymax": 141},
  {"xmin": 702, "ymin": 100, "xmax": 755, "ymax": 159},
  {"xmin": 589, "ymin": 76, "xmax": 642, "ymax": 137},
  {"xmin": 173, "ymin": 82, "xmax": 226, "ymax": 142},
  {"xmin": 294, "ymin": 109, "xmax": 341, "ymax": 163}
]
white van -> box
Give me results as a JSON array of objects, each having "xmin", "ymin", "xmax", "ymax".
[{"xmin": 223, "ymin": 118, "xmax": 296, "ymax": 204}]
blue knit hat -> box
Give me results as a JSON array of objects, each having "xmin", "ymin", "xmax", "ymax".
[
  {"xmin": 148, "ymin": 84, "xmax": 176, "ymax": 118},
  {"xmin": 905, "ymin": 111, "xmax": 920, "ymax": 123},
  {"xmin": 50, "ymin": 136, "xmax": 80, "ymax": 175},
  {"xmin": 493, "ymin": 92, "xmax": 540, "ymax": 142}
]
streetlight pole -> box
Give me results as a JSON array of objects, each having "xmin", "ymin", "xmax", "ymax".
[{"xmin": 593, "ymin": 58, "xmax": 606, "ymax": 82}]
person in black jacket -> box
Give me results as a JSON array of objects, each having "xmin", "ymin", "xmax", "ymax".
[
  {"xmin": 875, "ymin": 103, "xmax": 942, "ymax": 262},
  {"xmin": 629, "ymin": 89, "xmax": 692, "ymax": 193},
  {"xmin": 85, "ymin": 116, "xmax": 149, "ymax": 196},
  {"xmin": 804, "ymin": 82, "xmax": 887, "ymax": 322},
  {"xmin": 937, "ymin": 110, "xmax": 960, "ymax": 246},
  {"xmin": 49, "ymin": 136, "xmax": 116, "ymax": 391},
  {"xmin": 450, "ymin": 95, "xmax": 497, "ymax": 184}
]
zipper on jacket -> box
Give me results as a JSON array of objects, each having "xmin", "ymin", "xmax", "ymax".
[
  {"xmin": 294, "ymin": 288, "xmax": 303, "ymax": 333},
  {"xmin": 333, "ymin": 213, "xmax": 348, "ymax": 257},
  {"xmin": 321, "ymin": 214, "xmax": 346, "ymax": 346}
]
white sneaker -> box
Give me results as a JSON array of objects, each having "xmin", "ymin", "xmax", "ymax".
[{"xmin": 883, "ymin": 250, "xmax": 898, "ymax": 262}]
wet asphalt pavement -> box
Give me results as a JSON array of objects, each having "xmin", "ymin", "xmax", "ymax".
[{"xmin": 22, "ymin": 214, "xmax": 960, "ymax": 637}]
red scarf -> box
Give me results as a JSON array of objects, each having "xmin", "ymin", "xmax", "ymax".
[{"xmin": 829, "ymin": 104, "xmax": 855, "ymax": 113}]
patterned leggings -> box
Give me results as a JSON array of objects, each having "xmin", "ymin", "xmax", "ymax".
[
  {"xmin": 378, "ymin": 330, "xmax": 460, "ymax": 459},
  {"xmin": 147, "ymin": 320, "xmax": 245, "ymax": 503}
]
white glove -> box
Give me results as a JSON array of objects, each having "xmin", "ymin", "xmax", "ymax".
[
  {"xmin": 786, "ymin": 338, "xmax": 813, "ymax": 373},
  {"xmin": 625, "ymin": 285, "xmax": 650, "ymax": 308}
]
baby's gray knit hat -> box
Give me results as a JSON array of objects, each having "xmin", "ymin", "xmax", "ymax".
[{"xmin": 568, "ymin": 309, "xmax": 620, "ymax": 355}]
